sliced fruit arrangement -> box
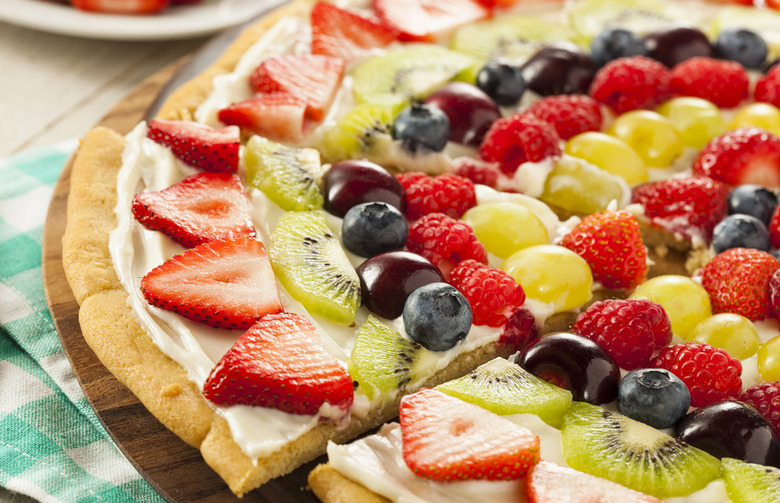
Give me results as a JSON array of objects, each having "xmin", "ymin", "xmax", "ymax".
[{"xmin": 147, "ymin": 119, "xmax": 240, "ymax": 173}]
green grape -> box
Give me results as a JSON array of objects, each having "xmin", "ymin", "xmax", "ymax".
[
  {"xmin": 540, "ymin": 156, "xmax": 628, "ymax": 215},
  {"xmin": 607, "ymin": 110, "xmax": 683, "ymax": 168},
  {"xmin": 758, "ymin": 336, "xmax": 780, "ymax": 382},
  {"xmin": 630, "ymin": 275, "xmax": 711, "ymax": 339},
  {"xmin": 462, "ymin": 202, "xmax": 549, "ymax": 259},
  {"xmin": 730, "ymin": 103, "xmax": 780, "ymax": 138},
  {"xmin": 564, "ymin": 132, "xmax": 648, "ymax": 186},
  {"xmin": 688, "ymin": 313, "xmax": 760, "ymax": 360},
  {"xmin": 656, "ymin": 97, "xmax": 727, "ymax": 149},
  {"xmin": 502, "ymin": 244, "xmax": 593, "ymax": 313}
]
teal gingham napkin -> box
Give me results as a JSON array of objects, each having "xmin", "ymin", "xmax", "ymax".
[{"xmin": 0, "ymin": 142, "xmax": 163, "ymax": 503}]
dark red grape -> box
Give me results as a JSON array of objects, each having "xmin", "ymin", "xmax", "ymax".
[
  {"xmin": 322, "ymin": 160, "xmax": 407, "ymax": 218},
  {"xmin": 520, "ymin": 42, "xmax": 597, "ymax": 96},
  {"xmin": 424, "ymin": 82, "xmax": 502, "ymax": 147},
  {"xmin": 643, "ymin": 26, "xmax": 713, "ymax": 68}
]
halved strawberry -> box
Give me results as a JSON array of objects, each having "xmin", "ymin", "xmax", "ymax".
[
  {"xmin": 132, "ymin": 172, "xmax": 255, "ymax": 248},
  {"xmin": 561, "ymin": 210, "xmax": 647, "ymax": 290},
  {"xmin": 146, "ymin": 119, "xmax": 239, "ymax": 173},
  {"xmin": 249, "ymin": 55, "xmax": 345, "ymax": 121},
  {"xmin": 400, "ymin": 388, "xmax": 540, "ymax": 481},
  {"xmin": 217, "ymin": 93, "xmax": 307, "ymax": 144},
  {"xmin": 70, "ymin": 0, "xmax": 169, "ymax": 13},
  {"xmin": 310, "ymin": 2, "xmax": 398, "ymax": 63},
  {"xmin": 373, "ymin": 0, "xmax": 489, "ymax": 42},
  {"xmin": 140, "ymin": 236, "xmax": 282, "ymax": 330},
  {"xmin": 692, "ymin": 127, "xmax": 780, "ymax": 188},
  {"xmin": 527, "ymin": 461, "xmax": 662, "ymax": 503},
  {"xmin": 203, "ymin": 312, "xmax": 354, "ymax": 415}
]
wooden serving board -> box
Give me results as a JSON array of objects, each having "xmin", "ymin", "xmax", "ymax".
[{"xmin": 41, "ymin": 57, "xmax": 324, "ymax": 503}]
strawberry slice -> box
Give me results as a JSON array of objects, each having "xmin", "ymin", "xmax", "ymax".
[
  {"xmin": 400, "ymin": 388, "xmax": 540, "ymax": 481},
  {"xmin": 70, "ymin": 0, "xmax": 169, "ymax": 13},
  {"xmin": 146, "ymin": 119, "xmax": 240, "ymax": 173},
  {"xmin": 527, "ymin": 461, "xmax": 662, "ymax": 503},
  {"xmin": 203, "ymin": 312, "xmax": 354, "ymax": 415},
  {"xmin": 373, "ymin": 0, "xmax": 489, "ymax": 42},
  {"xmin": 132, "ymin": 172, "xmax": 255, "ymax": 248},
  {"xmin": 249, "ymin": 55, "xmax": 345, "ymax": 121},
  {"xmin": 217, "ymin": 93, "xmax": 308, "ymax": 144},
  {"xmin": 140, "ymin": 236, "xmax": 282, "ymax": 330},
  {"xmin": 692, "ymin": 127, "xmax": 780, "ymax": 187},
  {"xmin": 310, "ymin": 2, "xmax": 398, "ymax": 62}
]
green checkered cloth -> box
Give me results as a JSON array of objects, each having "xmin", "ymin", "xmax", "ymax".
[{"xmin": 0, "ymin": 142, "xmax": 163, "ymax": 503}]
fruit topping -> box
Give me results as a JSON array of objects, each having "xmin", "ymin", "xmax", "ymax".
[
  {"xmin": 310, "ymin": 2, "xmax": 398, "ymax": 62},
  {"xmin": 269, "ymin": 211, "xmax": 361, "ymax": 324},
  {"xmin": 479, "ymin": 113, "xmax": 561, "ymax": 174},
  {"xmin": 651, "ymin": 342, "xmax": 742, "ymax": 407},
  {"xmin": 606, "ymin": 110, "xmax": 682, "ymax": 168},
  {"xmin": 498, "ymin": 307, "xmax": 539, "ymax": 351},
  {"xmin": 71, "ymin": 0, "xmax": 169, "ymax": 13},
  {"xmin": 132, "ymin": 172, "xmax": 255, "ymax": 248},
  {"xmin": 721, "ymin": 457, "xmax": 780, "ymax": 503},
  {"xmin": 561, "ymin": 209, "xmax": 647, "ymax": 290},
  {"xmin": 669, "ymin": 57, "xmax": 749, "ymax": 109},
  {"xmin": 341, "ymin": 202, "xmax": 407, "ymax": 258},
  {"xmin": 146, "ymin": 119, "xmax": 239, "ymax": 173},
  {"xmin": 519, "ymin": 332, "xmax": 620, "ymax": 405},
  {"xmin": 692, "ymin": 127, "xmax": 780, "ymax": 188},
  {"xmin": 699, "ymin": 247, "xmax": 780, "ymax": 321},
  {"xmin": 520, "ymin": 43, "xmax": 597, "ymax": 97},
  {"xmin": 244, "ymin": 136, "xmax": 324, "ymax": 211},
  {"xmin": 567, "ymin": 0, "xmax": 674, "ymax": 45},
  {"xmin": 731, "ymin": 103, "xmax": 780, "ymax": 138},
  {"xmin": 560, "ymin": 402, "xmax": 721, "ymax": 499},
  {"xmin": 373, "ymin": 0, "xmax": 488, "ymax": 42},
  {"xmin": 218, "ymin": 93, "xmax": 308, "ymax": 144},
  {"xmin": 319, "ymin": 103, "xmax": 396, "ymax": 163},
  {"xmin": 656, "ymin": 97, "xmax": 727, "ymax": 150},
  {"xmin": 436, "ymin": 357, "xmax": 573, "ymax": 427},
  {"xmin": 399, "ymin": 388, "xmax": 540, "ymax": 481},
  {"xmin": 729, "ymin": 184, "xmax": 778, "ymax": 226},
  {"xmin": 770, "ymin": 206, "xmax": 780, "ymax": 249},
  {"xmin": 462, "ymin": 202, "xmax": 549, "ymax": 259},
  {"xmin": 740, "ymin": 381, "xmax": 780, "ymax": 434},
  {"xmin": 617, "ymin": 368, "xmax": 690, "ymax": 429},
  {"xmin": 403, "ymin": 282, "xmax": 472, "ymax": 351},
  {"xmin": 452, "ymin": 157, "xmax": 502, "ymax": 189},
  {"xmin": 643, "ymin": 26, "xmax": 713, "ymax": 68},
  {"xmin": 356, "ymin": 250, "xmax": 444, "ymax": 320},
  {"xmin": 203, "ymin": 312, "xmax": 353, "ymax": 415},
  {"xmin": 573, "ymin": 299, "xmax": 672, "ymax": 370},
  {"xmin": 392, "ymin": 104, "xmax": 450, "ymax": 154},
  {"xmin": 406, "ymin": 213, "xmax": 488, "ymax": 276},
  {"xmin": 525, "ymin": 94, "xmax": 602, "ymax": 141},
  {"xmin": 589, "ymin": 56, "xmax": 671, "ymax": 115},
  {"xmin": 396, "ymin": 172, "xmax": 476, "ymax": 221},
  {"xmin": 711, "ymin": 214, "xmax": 770, "ymax": 254},
  {"xmin": 475, "ymin": 61, "xmax": 527, "ymax": 107},
  {"xmin": 140, "ymin": 237, "xmax": 282, "ymax": 330},
  {"xmin": 539, "ymin": 156, "xmax": 629, "ymax": 215},
  {"xmin": 322, "ymin": 159, "xmax": 406, "ymax": 219},
  {"xmin": 630, "ymin": 275, "xmax": 712, "ymax": 339},
  {"xmin": 756, "ymin": 66, "xmax": 780, "ymax": 109},
  {"xmin": 688, "ymin": 313, "xmax": 760, "ymax": 360},
  {"xmin": 759, "ymin": 336, "xmax": 780, "ymax": 382},
  {"xmin": 589, "ymin": 27, "xmax": 647, "ymax": 68},
  {"xmin": 714, "ymin": 28, "xmax": 769, "ymax": 70},
  {"xmin": 423, "ymin": 82, "xmax": 501, "ymax": 147},
  {"xmin": 448, "ymin": 259, "xmax": 525, "ymax": 327}
]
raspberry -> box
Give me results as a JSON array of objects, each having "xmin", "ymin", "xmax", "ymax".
[
  {"xmin": 755, "ymin": 66, "xmax": 780, "ymax": 109},
  {"xmin": 498, "ymin": 306, "xmax": 539, "ymax": 351},
  {"xmin": 407, "ymin": 213, "xmax": 487, "ymax": 277},
  {"xmin": 651, "ymin": 343, "xmax": 742, "ymax": 407},
  {"xmin": 589, "ymin": 56, "xmax": 671, "ymax": 115},
  {"xmin": 700, "ymin": 247, "xmax": 780, "ymax": 321},
  {"xmin": 740, "ymin": 381, "xmax": 780, "ymax": 434},
  {"xmin": 691, "ymin": 127, "xmax": 780, "ymax": 187},
  {"xmin": 396, "ymin": 172, "xmax": 477, "ymax": 221},
  {"xmin": 573, "ymin": 299, "xmax": 672, "ymax": 370},
  {"xmin": 524, "ymin": 95, "xmax": 603, "ymax": 140},
  {"xmin": 448, "ymin": 259, "xmax": 525, "ymax": 327},
  {"xmin": 769, "ymin": 204, "xmax": 780, "ymax": 249},
  {"xmin": 452, "ymin": 157, "xmax": 501, "ymax": 189},
  {"xmin": 670, "ymin": 57, "xmax": 749, "ymax": 109},
  {"xmin": 479, "ymin": 113, "xmax": 561, "ymax": 174}
]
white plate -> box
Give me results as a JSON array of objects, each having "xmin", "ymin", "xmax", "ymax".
[{"xmin": 0, "ymin": 0, "xmax": 287, "ymax": 41}]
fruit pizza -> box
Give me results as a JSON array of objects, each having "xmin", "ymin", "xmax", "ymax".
[{"xmin": 59, "ymin": 0, "xmax": 780, "ymax": 500}]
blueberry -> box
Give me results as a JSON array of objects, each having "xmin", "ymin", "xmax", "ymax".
[
  {"xmin": 589, "ymin": 28, "xmax": 647, "ymax": 68},
  {"xmin": 392, "ymin": 104, "xmax": 450, "ymax": 154},
  {"xmin": 476, "ymin": 61, "xmax": 527, "ymax": 107},
  {"xmin": 618, "ymin": 368, "xmax": 690, "ymax": 429},
  {"xmin": 715, "ymin": 29, "xmax": 769, "ymax": 70},
  {"xmin": 728, "ymin": 184, "xmax": 778, "ymax": 225},
  {"xmin": 341, "ymin": 202, "xmax": 408, "ymax": 258},
  {"xmin": 712, "ymin": 214, "xmax": 771, "ymax": 254},
  {"xmin": 403, "ymin": 282, "xmax": 472, "ymax": 352}
]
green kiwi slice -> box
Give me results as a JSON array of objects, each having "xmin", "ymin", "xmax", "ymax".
[
  {"xmin": 269, "ymin": 210, "xmax": 360, "ymax": 325},
  {"xmin": 721, "ymin": 457, "xmax": 780, "ymax": 503},
  {"xmin": 244, "ymin": 136, "xmax": 323, "ymax": 211},
  {"xmin": 560, "ymin": 402, "xmax": 721, "ymax": 499},
  {"xmin": 435, "ymin": 357, "xmax": 572, "ymax": 427},
  {"xmin": 318, "ymin": 103, "xmax": 396, "ymax": 164},
  {"xmin": 568, "ymin": 0, "xmax": 682, "ymax": 45}
]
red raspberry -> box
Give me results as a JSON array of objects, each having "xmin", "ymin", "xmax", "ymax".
[
  {"xmin": 452, "ymin": 157, "xmax": 501, "ymax": 189},
  {"xmin": 498, "ymin": 306, "xmax": 539, "ymax": 352},
  {"xmin": 589, "ymin": 56, "xmax": 672, "ymax": 115},
  {"xmin": 524, "ymin": 95, "xmax": 603, "ymax": 140},
  {"xmin": 755, "ymin": 66, "xmax": 780, "ymax": 108},
  {"xmin": 448, "ymin": 259, "xmax": 525, "ymax": 327},
  {"xmin": 573, "ymin": 299, "xmax": 672, "ymax": 370},
  {"xmin": 479, "ymin": 113, "xmax": 561, "ymax": 174},
  {"xmin": 407, "ymin": 213, "xmax": 488, "ymax": 277},
  {"xmin": 651, "ymin": 343, "xmax": 742, "ymax": 408},
  {"xmin": 396, "ymin": 172, "xmax": 477, "ymax": 221},
  {"xmin": 669, "ymin": 57, "xmax": 749, "ymax": 109},
  {"xmin": 631, "ymin": 176, "xmax": 730, "ymax": 243},
  {"xmin": 740, "ymin": 381, "xmax": 780, "ymax": 434},
  {"xmin": 699, "ymin": 248, "xmax": 780, "ymax": 321},
  {"xmin": 692, "ymin": 127, "xmax": 780, "ymax": 187},
  {"xmin": 769, "ymin": 204, "xmax": 780, "ymax": 249}
]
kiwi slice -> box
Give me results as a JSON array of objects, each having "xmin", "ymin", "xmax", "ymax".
[
  {"xmin": 435, "ymin": 357, "xmax": 572, "ymax": 427},
  {"xmin": 244, "ymin": 136, "xmax": 324, "ymax": 211},
  {"xmin": 351, "ymin": 46, "xmax": 477, "ymax": 109},
  {"xmin": 269, "ymin": 210, "xmax": 360, "ymax": 325},
  {"xmin": 319, "ymin": 103, "xmax": 396, "ymax": 163},
  {"xmin": 568, "ymin": 0, "xmax": 683, "ymax": 45},
  {"xmin": 561, "ymin": 402, "xmax": 721, "ymax": 499},
  {"xmin": 722, "ymin": 457, "xmax": 780, "ymax": 503}
]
